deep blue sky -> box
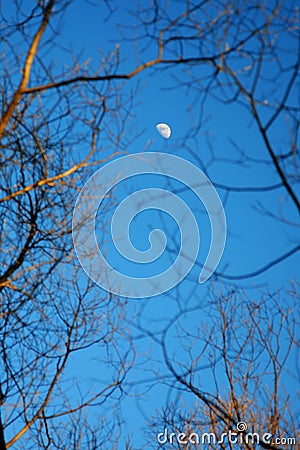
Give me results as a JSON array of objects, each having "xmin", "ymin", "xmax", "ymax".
[
  {"xmin": 63, "ymin": 2, "xmax": 300, "ymax": 444},
  {"xmin": 48, "ymin": 0, "xmax": 299, "ymax": 287},
  {"xmin": 2, "ymin": 1, "xmax": 299, "ymax": 447}
]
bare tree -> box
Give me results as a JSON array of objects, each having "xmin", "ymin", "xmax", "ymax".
[
  {"xmin": 137, "ymin": 285, "xmax": 298, "ymax": 449},
  {"xmin": 0, "ymin": 2, "xmax": 137, "ymax": 448},
  {"xmin": 1, "ymin": 1, "xmax": 299, "ymax": 449}
]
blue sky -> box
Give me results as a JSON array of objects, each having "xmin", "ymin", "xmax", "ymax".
[
  {"xmin": 65, "ymin": 2, "xmax": 299, "ymax": 443},
  {"xmin": 2, "ymin": 1, "xmax": 299, "ymax": 447}
]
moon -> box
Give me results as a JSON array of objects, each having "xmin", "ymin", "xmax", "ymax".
[{"xmin": 156, "ymin": 123, "xmax": 171, "ymax": 139}]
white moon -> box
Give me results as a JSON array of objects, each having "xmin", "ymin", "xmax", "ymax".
[{"xmin": 156, "ymin": 123, "xmax": 171, "ymax": 139}]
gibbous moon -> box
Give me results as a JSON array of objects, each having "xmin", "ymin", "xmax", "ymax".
[{"xmin": 156, "ymin": 123, "xmax": 171, "ymax": 139}]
